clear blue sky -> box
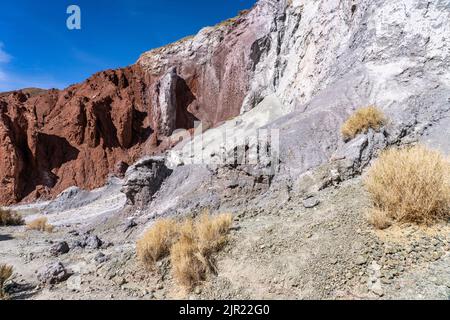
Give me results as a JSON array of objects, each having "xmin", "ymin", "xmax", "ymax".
[{"xmin": 0, "ymin": 0, "xmax": 257, "ymax": 91}]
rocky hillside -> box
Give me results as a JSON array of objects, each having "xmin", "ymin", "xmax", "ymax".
[{"xmin": 1, "ymin": 0, "xmax": 449, "ymax": 206}]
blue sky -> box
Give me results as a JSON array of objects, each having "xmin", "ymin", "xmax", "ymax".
[{"xmin": 0, "ymin": 0, "xmax": 256, "ymax": 91}]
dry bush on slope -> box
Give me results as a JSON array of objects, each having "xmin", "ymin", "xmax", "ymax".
[
  {"xmin": 170, "ymin": 220, "xmax": 208, "ymax": 288},
  {"xmin": 26, "ymin": 217, "xmax": 54, "ymax": 233},
  {"xmin": 341, "ymin": 106, "xmax": 386, "ymax": 141},
  {"xmin": 365, "ymin": 145, "xmax": 450, "ymax": 227},
  {"xmin": 0, "ymin": 208, "xmax": 24, "ymax": 226},
  {"xmin": 171, "ymin": 214, "xmax": 233, "ymax": 288},
  {"xmin": 137, "ymin": 213, "xmax": 233, "ymax": 289},
  {"xmin": 136, "ymin": 218, "xmax": 178, "ymax": 268},
  {"xmin": 0, "ymin": 264, "xmax": 13, "ymax": 299}
]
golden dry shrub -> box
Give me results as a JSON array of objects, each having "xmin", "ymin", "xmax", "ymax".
[
  {"xmin": 196, "ymin": 213, "xmax": 233, "ymax": 256},
  {"xmin": 364, "ymin": 145, "xmax": 450, "ymax": 227},
  {"xmin": 0, "ymin": 264, "xmax": 13, "ymax": 299},
  {"xmin": 170, "ymin": 214, "xmax": 233, "ymax": 289},
  {"xmin": 366, "ymin": 209, "xmax": 392, "ymax": 230},
  {"xmin": 26, "ymin": 217, "xmax": 54, "ymax": 233},
  {"xmin": 136, "ymin": 218, "xmax": 178, "ymax": 268},
  {"xmin": 341, "ymin": 106, "xmax": 386, "ymax": 141},
  {"xmin": 137, "ymin": 213, "xmax": 233, "ymax": 289},
  {"xmin": 170, "ymin": 222, "xmax": 208, "ymax": 288},
  {"xmin": 0, "ymin": 208, "xmax": 24, "ymax": 226}
]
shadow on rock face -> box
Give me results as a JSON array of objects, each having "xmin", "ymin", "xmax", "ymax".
[{"xmin": 18, "ymin": 133, "xmax": 80, "ymax": 200}]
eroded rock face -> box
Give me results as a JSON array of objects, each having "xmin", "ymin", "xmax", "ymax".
[
  {"xmin": 121, "ymin": 156, "xmax": 173, "ymax": 208},
  {"xmin": 2, "ymin": 0, "xmax": 450, "ymax": 205},
  {"xmin": 0, "ymin": 5, "xmax": 271, "ymax": 205},
  {"xmin": 0, "ymin": 66, "xmax": 159, "ymax": 204}
]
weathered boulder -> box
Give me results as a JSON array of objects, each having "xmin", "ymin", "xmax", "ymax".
[
  {"xmin": 85, "ymin": 235, "xmax": 103, "ymax": 250},
  {"xmin": 37, "ymin": 262, "xmax": 72, "ymax": 285},
  {"xmin": 50, "ymin": 241, "xmax": 70, "ymax": 256},
  {"xmin": 121, "ymin": 156, "xmax": 173, "ymax": 207},
  {"xmin": 152, "ymin": 67, "xmax": 179, "ymax": 136}
]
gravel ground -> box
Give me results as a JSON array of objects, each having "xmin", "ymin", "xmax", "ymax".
[{"xmin": 1, "ymin": 177, "xmax": 449, "ymax": 300}]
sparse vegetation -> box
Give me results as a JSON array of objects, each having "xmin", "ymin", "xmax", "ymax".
[
  {"xmin": 137, "ymin": 213, "xmax": 233, "ymax": 289},
  {"xmin": 341, "ymin": 106, "xmax": 386, "ymax": 141},
  {"xmin": 171, "ymin": 213, "xmax": 233, "ymax": 288},
  {"xmin": 0, "ymin": 264, "xmax": 13, "ymax": 299},
  {"xmin": 365, "ymin": 145, "xmax": 450, "ymax": 227},
  {"xmin": 26, "ymin": 217, "xmax": 54, "ymax": 233},
  {"xmin": 170, "ymin": 220, "xmax": 208, "ymax": 288},
  {"xmin": 0, "ymin": 208, "xmax": 24, "ymax": 226},
  {"xmin": 367, "ymin": 209, "xmax": 392, "ymax": 230},
  {"xmin": 216, "ymin": 17, "xmax": 237, "ymax": 28},
  {"xmin": 136, "ymin": 218, "xmax": 178, "ymax": 268}
]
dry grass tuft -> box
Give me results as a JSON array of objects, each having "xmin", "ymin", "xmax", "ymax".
[
  {"xmin": 341, "ymin": 106, "xmax": 386, "ymax": 141},
  {"xmin": 170, "ymin": 228, "xmax": 208, "ymax": 288},
  {"xmin": 0, "ymin": 208, "xmax": 24, "ymax": 226},
  {"xmin": 136, "ymin": 218, "xmax": 178, "ymax": 268},
  {"xmin": 367, "ymin": 209, "xmax": 392, "ymax": 230},
  {"xmin": 26, "ymin": 217, "xmax": 54, "ymax": 233},
  {"xmin": 171, "ymin": 213, "xmax": 233, "ymax": 288},
  {"xmin": 196, "ymin": 213, "xmax": 233, "ymax": 256},
  {"xmin": 365, "ymin": 145, "xmax": 450, "ymax": 227},
  {"xmin": 0, "ymin": 264, "xmax": 13, "ymax": 299},
  {"xmin": 137, "ymin": 213, "xmax": 233, "ymax": 289}
]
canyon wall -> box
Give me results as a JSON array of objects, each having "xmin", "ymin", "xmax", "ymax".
[
  {"xmin": 0, "ymin": 3, "xmax": 269, "ymax": 205},
  {"xmin": 1, "ymin": 0, "xmax": 450, "ymax": 205}
]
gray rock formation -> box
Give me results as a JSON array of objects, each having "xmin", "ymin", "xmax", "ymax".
[
  {"xmin": 50, "ymin": 242, "xmax": 70, "ymax": 256},
  {"xmin": 136, "ymin": 0, "xmax": 450, "ymax": 218},
  {"xmin": 121, "ymin": 156, "xmax": 173, "ymax": 207},
  {"xmin": 168, "ymin": 0, "xmax": 450, "ymax": 182},
  {"xmin": 44, "ymin": 178, "xmax": 124, "ymax": 214},
  {"xmin": 37, "ymin": 262, "xmax": 72, "ymax": 285}
]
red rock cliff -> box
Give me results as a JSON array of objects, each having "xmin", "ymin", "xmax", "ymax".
[{"xmin": 0, "ymin": 7, "xmax": 269, "ymax": 205}]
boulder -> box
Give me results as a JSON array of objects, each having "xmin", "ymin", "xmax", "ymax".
[
  {"xmin": 37, "ymin": 262, "xmax": 72, "ymax": 285},
  {"xmin": 121, "ymin": 156, "xmax": 173, "ymax": 207},
  {"xmin": 85, "ymin": 235, "xmax": 103, "ymax": 250},
  {"xmin": 50, "ymin": 241, "xmax": 70, "ymax": 256}
]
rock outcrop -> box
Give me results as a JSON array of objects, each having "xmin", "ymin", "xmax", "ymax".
[
  {"xmin": 0, "ymin": 66, "xmax": 157, "ymax": 204},
  {"xmin": 0, "ymin": 4, "xmax": 274, "ymax": 205},
  {"xmin": 121, "ymin": 157, "xmax": 172, "ymax": 208},
  {"xmin": 169, "ymin": 0, "xmax": 450, "ymax": 184},
  {"xmin": 1, "ymin": 0, "xmax": 450, "ymax": 206}
]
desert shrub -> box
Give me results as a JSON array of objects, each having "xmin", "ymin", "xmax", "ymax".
[
  {"xmin": 136, "ymin": 218, "xmax": 178, "ymax": 268},
  {"xmin": 0, "ymin": 264, "xmax": 13, "ymax": 299},
  {"xmin": 196, "ymin": 213, "xmax": 233, "ymax": 256},
  {"xmin": 26, "ymin": 217, "xmax": 54, "ymax": 233},
  {"xmin": 341, "ymin": 106, "xmax": 386, "ymax": 141},
  {"xmin": 366, "ymin": 209, "xmax": 392, "ymax": 230},
  {"xmin": 0, "ymin": 208, "xmax": 24, "ymax": 226},
  {"xmin": 170, "ymin": 224, "xmax": 208, "ymax": 288},
  {"xmin": 365, "ymin": 145, "xmax": 450, "ymax": 227},
  {"xmin": 170, "ymin": 214, "xmax": 233, "ymax": 288},
  {"xmin": 137, "ymin": 213, "xmax": 233, "ymax": 289}
]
